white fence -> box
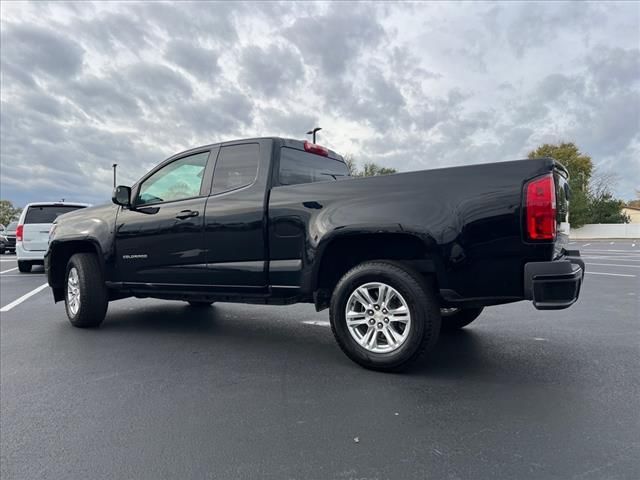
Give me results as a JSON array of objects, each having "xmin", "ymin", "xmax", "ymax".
[{"xmin": 570, "ymin": 224, "xmax": 640, "ymax": 239}]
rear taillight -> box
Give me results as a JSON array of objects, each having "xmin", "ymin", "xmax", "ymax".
[
  {"xmin": 525, "ymin": 173, "xmax": 556, "ymax": 241},
  {"xmin": 16, "ymin": 224, "xmax": 24, "ymax": 242},
  {"xmin": 304, "ymin": 141, "xmax": 329, "ymax": 157}
]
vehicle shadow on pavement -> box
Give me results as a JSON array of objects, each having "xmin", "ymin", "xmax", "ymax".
[
  {"xmin": 409, "ymin": 328, "xmax": 580, "ymax": 384},
  {"xmin": 100, "ymin": 303, "xmax": 222, "ymax": 334},
  {"xmin": 20, "ymin": 266, "xmax": 46, "ymax": 274},
  {"xmin": 97, "ymin": 304, "xmax": 578, "ymax": 382}
]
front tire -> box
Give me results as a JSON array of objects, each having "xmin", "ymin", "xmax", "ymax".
[
  {"xmin": 17, "ymin": 261, "xmax": 31, "ymax": 273},
  {"xmin": 330, "ymin": 261, "xmax": 441, "ymax": 372},
  {"xmin": 440, "ymin": 307, "xmax": 484, "ymax": 331},
  {"xmin": 65, "ymin": 253, "xmax": 108, "ymax": 328}
]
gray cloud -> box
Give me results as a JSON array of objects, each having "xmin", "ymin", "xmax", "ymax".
[
  {"xmin": 74, "ymin": 11, "xmax": 155, "ymax": 55},
  {"xmin": 587, "ymin": 46, "xmax": 640, "ymax": 93},
  {"xmin": 259, "ymin": 108, "xmax": 318, "ymax": 138},
  {"xmin": 239, "ymin": 44, "xmax": 304, "ymax": 96},
  {"xmin": 285, "ymin": 5, "xmax": 385, "ymax": 75},
  {"xmin": 122, "ymin": 63, "xmax": 193, "ymax": 107},
  {"xmin": 504, "ymin": 2, "xmax": 600, "ymax": 58},
  {"xmin": 66, "ymin": 75, "xmax": 141, "ymax": 120},
  {"xmin": 165, "ymin": 39, "xmax": 220, "ymax": 80},
  {"xmin": 133, "ymin": 2, "xmax": 240, "ymax": 44},
  {"xmin": 1, "ymin": 1, "xmax": 638, "ymax": 207},
  {"xmin": 174, "ymin": 89, "xmax": 254, "ymax": 138},
  {"xmin": 0, "ymin": 23, "xmax": 84, "ymax": 83}
]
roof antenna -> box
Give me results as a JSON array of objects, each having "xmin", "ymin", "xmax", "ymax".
[{"xmin": 306, "ymin": 127, "xmax": 322, "ymax": 144}]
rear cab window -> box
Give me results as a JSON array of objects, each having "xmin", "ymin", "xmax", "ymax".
[
  {"xmin": 24, "ymin": 205, "xmax": 86, "ymax": 224},
  {"xmin": 212, "ymin": 143, "xmax": 260, "ymax": 194},
  {"xmin": 279, "ymin": 147, "xmax": 349, "ymax": 186}
]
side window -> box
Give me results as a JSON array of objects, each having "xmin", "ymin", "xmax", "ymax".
[
  {"xmin": 212, "ymin": 144, "xmax": 259, "ymax": 194},
  {"xmin": 138, "ymin": 151, "xmax": 210, "ymax": 205}
]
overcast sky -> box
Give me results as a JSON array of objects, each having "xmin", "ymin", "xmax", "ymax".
[{"xmin": 1, "ymin": 1, "xmax": 639, "ymax": 207}]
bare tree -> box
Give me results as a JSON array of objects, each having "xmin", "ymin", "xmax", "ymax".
[{"xmin": 343, "ymin": 155, "xmax": 397, "ymax": 177}]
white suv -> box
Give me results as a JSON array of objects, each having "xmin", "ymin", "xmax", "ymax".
[{"xmin": 16, "ymin": 202, "xmax": 89, "ymax": 273}]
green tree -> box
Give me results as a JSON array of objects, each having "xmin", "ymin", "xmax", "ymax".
[
  {"xmin": 0, "ymin": 200, "xmax": 21, "ymax": 226},
  {"xmin": 528, "ymin": 142, "xmax": 593, "ymax": 228},
  {"xmin": 528, "ymin": 142, "xmax": 629, "ymax": 226},
  {"xmin": 344, "ymin": 155, "xmax": 397, "ymax": 177},
  {"xmin": 588, "ymin": 192, "xmax": 630, "ymax": 224},
  {"xmin": 588, "ymin": 173, "xmax": 630, "ymax": 224}
]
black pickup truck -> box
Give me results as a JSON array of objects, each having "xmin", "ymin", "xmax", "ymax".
[{"xmin": 46, "ymin": 137, "xmax": 584, "ymax": 371}]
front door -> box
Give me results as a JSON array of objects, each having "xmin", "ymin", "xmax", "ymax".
[{"xmin": 115, "ymin": 150, "xmax": 213, "ymax": 284}]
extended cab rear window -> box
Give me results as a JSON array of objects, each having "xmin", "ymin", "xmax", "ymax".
[
  {"xmin": 24, "ymin": 205, "xmax": 85, "ymax": 224},
  {"xmin": 279, "ymin": 147, "xmax": 349, "ymax": 186}
]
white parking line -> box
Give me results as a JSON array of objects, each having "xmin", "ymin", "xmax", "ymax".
[
  {"xmin": 0, "ymin": 283, "xmax": 49, "ymax": 312},
  {"xmin": 586, "ymin": 263, "xmax": 640, "ymax": 268},
  {"xmin": 302, "ymin": 320, "xmax": 330, "ymax": 327},
  {"xmin": 582, "ymin": 243, "xmax": 591, "ymax": 247},
  {"xmin": 585, "ymin": 248, "xmax": 638, "ymax": 255},
  {"xmin": 585, "ymin": 271, "xmax": 636, "ymax": 278},
  {"xmin": 581, "ymin": 256, "xmax": 640, "ymax": 261},
  {"xmin": 0, "ymin": 267, "xmax": 18, "ymax": 274},
  {"xmin": 0, "ymin": 259, "xmax": 17, "ymax": 262}
]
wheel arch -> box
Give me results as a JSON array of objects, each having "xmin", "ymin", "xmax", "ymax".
[
  {"xmin": 48, "ymin": 239, "xmax": 104, "ymax": 302},
  {"xmin": 311, "ymin": 229, "xmax": 442, "ymax": 310}
]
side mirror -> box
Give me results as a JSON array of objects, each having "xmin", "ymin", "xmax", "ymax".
[{"xmin": 112, "ymin": 185, "xmax": 132, "ymax": 207}]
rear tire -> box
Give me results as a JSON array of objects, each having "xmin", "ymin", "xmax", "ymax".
[
  {"xmin": 18, "ymin": 261, "xmax": 31, "ymax": 273},
  {"xmin": 65, "ymin": 253, "xmax": 108, "ymax": 328},
  {"xmin": 330, "ymin": 261, "xmax": 441, "ymax": 372},
  {"xmin": 440, "ymin": 307, "xmax": 484, "ymax": 331},
  {"xmin": 187, "ymin": 301, "xmax": 214, "ymax": 307}
]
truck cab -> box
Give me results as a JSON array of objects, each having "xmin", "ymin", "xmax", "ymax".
[{"xmin": 46, "ymin": 137, "xmax": 583, "ymax": 371}]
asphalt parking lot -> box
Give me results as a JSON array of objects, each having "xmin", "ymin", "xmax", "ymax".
[{"xmin": 1, "ymin": 240, "xmax": 638, "ymax": 480}]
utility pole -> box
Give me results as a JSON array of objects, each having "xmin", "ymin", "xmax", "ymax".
[
  {"xmin": 112, "ymin": 163, "xmax": 118, "ymax": 187},
  {"xmin": 306, "ymin": 127, "xmax": 322, "ymax": 144}
]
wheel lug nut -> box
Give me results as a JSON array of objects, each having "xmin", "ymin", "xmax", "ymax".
[
  {"xmin": 369, "ymin": 319, "xmax": 375, "ymax": 325},
  {"xmin": 374, "ymin": 305, "xmax": 380, "ymax": 310},
  {"xmin": 367, "ymin": 310, "xmax": 374, "ymax": 316},
  {"xmin": 377, "ymin": 323, "xmax": 383, "ymax": 328},
  {"xmin": 384, "ymin": 318, "xmax": 389, "ymax": 323},
  {"xmin": 382, "ymin": 309, "xmax": 388, "ymax": 314}
]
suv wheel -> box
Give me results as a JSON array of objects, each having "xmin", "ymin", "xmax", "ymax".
[
  {"xmin": 17, "ymin": 261, "xmax": 31, "ymax": 273},
  {"xmin": 440, "ymin": 307, "xmax": 484, "ymax": 332},
  {"xmin": 65, "ymin": 253, "xmax": 108, "ymax": 328},
  {"xmin": 330, "ymin": 261, "xmax": 441, "ymax": 372}
]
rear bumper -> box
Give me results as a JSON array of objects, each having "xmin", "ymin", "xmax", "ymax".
[
  {"xmin": 524, "ymin": 251, "xmax": 585, "ymax": 310},
  {"xmin": 16, "ymin": 243, "xmax": 46, "ymax": 262}
]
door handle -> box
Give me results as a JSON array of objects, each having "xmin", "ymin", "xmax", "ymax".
[{"xmin": 175, "ymin": 210, "xmax": 199, "ymax": 220}]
